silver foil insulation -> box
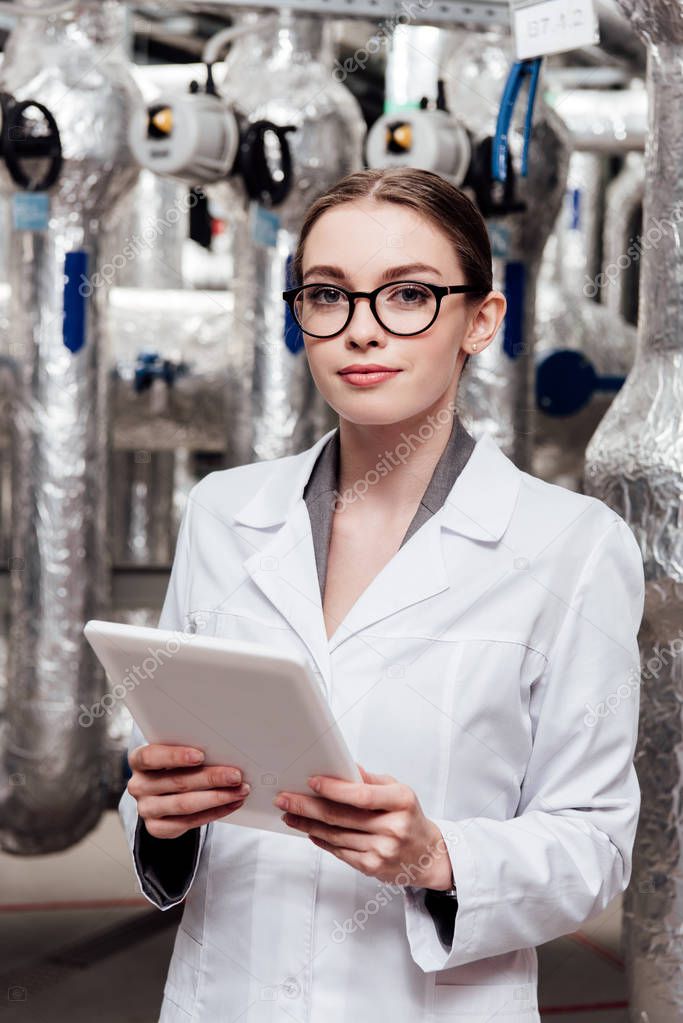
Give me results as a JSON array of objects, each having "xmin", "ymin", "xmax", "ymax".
[
  {"xmin": 586, "ymin": 4, "xmax": 683, "ymax": 1017},
  {"xmin": 533, "ymin": 150, "xmax": 638, "ymax": 489},
  {"xmin": 218, "ymin": 10, "xmax": 366, "ymax": 465},
  {"xmin": 106, "ymin": 167, "xmax": 189, "ymax": 571},
  {"xmin": 0, "ymin": 1, "xmax": 141, "ymax": 853},
  {"xmin": 441, "ymin": 28, "xmax": 570, "ymax": 470}
]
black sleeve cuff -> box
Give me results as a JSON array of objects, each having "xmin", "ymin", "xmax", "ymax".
[
  {"xmin": 423, "ymin": 889, "xmax": 458, "ymax": 949},
  {"xmin": 133, "ymin": 815, "xmax": 201, "ymax": 908}
]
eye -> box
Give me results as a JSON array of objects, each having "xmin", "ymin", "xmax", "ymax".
[
  {"xmin": 307, "ymin": 285, "xmax": 344, "ymax": 305},
  {"xmin": 383, "ymin": 283, "xmax": 432, "ymax": 305}
]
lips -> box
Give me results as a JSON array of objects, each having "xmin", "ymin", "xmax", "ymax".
[
  {"xmin": 337, "ymin": 365, "xmax": 403, "ymax": 387},
  {"xmin": 338, "ymin": 365, "xmax": 400, "ymax": 374}
]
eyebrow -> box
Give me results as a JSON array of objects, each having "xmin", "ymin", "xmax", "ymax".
[{"xmin": 302, "ymin": 263, "xmax": 443, "ymax": 284}]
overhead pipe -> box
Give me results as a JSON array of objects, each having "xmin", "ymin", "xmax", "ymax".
[{"xmin": 548, "ymin": 86, "xmax": 648, "ymax": 152}]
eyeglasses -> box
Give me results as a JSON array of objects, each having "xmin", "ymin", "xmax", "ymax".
[{"xmin": 281, "ymin": 280, "xmax": 485, "ymax": 339}]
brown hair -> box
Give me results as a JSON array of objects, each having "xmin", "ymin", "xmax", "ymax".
[{"xmin": 291, "ymin": 167, "xmax": 493, "ymax": 373}]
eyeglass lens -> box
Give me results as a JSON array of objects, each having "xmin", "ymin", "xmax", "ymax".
[{"xmin": 294, "ymin": 282, "xmax": 438, "ymax": 337}]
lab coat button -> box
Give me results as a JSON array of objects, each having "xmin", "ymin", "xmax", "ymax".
[{"xmin": 282, "ymin": 976, "xmax": 301, "ymax": 998}]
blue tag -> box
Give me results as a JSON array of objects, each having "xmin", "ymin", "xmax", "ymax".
[
  {"xmin": 12, "ymin": 192, "xmax": 50, "ymax": 231},
  {"xmin": 250, "ymin": 203, "xmax": 280, "ymax": 247},
  {"xmin": 569, "ymin": 187, "xmax": 581, "ymax": 229},
  {"xmin": 63, "ymin": 251, "xmax": 89, "ymax": 354}
]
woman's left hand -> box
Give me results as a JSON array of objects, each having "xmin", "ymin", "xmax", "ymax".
[{"xmin": 273, "ymin": 764, "xmax": 453, "ymax": 889}]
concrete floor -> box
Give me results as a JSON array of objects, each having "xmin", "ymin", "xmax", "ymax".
[{"xmin": 0, "ymin": 810, "xmax": 629, "ymax": 1021}]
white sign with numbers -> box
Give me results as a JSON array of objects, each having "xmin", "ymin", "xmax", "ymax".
[{"xmin": 511, "ymin": 0, "xmax": 599, "ymax": 60}]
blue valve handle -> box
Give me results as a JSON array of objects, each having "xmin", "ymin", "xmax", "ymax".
[
  {"xmin": 536, "ymin": 349, "xmax": 625, "ymax": 417},
  {"xmin": 492, "ymin": 57, "xmax": 542, "ymax": 183},
  {"xmin": 134, "ymin": 350, "xmax": 188, "ymax": 393}
]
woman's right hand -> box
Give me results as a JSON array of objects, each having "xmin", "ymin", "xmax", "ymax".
[{"xmin": 127, "ymin": 744, "xmax": 250, "ymax": 839}]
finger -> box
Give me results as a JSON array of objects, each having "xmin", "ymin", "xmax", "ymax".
[
  {"xmin": 129, "ymin": 743, "xmax": 206, "ymax": 772},
  {"xmin": 309, "ymin": 840, "xmax": 389, "ymax": 880},
  {"xmin": 282, "ymin": 812, "xmax": 371, "ymax": 851},
  {"xmin": 277, "ymin": 793, "xmax": 384, "ymax": 832},
  {"xmin": 303, "ymin": 776, "xmax": 406, "ymax": 811},
  {"xmin": 139, "ymin": 785, "xmax": 250, "ymax": 820},
  {"xmin": 356, "ymin": 764, "xmax": 394, "ymax": 785},
  {"xmin": 128, "ymin": 763, "xmax": 242, "ymax": 798},
  {"xmin": 357, "ymin": 768, "xmax": 396, "ymax": 785},
  {"xmin": 146, "ymin": 797, "xmax": 247, "ymax": 838}
]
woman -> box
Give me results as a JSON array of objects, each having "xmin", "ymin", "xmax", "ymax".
[{"xmin": 120, "ymin": 168, "xmax": 645, "ymax": 1022}]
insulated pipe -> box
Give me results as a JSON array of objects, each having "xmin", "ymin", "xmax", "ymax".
[
  {"xmin": 601, "ymin": 152, "xmax": 644, "ymax": 324},
  {"xmin": 585, "ymin": 3, "xmax": 683, "ymax": 1019},
  {"xmin": 533, "ymin": 154, "xmax": 637, "ymax": 489},
  {"xmin": 560, "ymin": 151, "xmax": 608, "ymax": 300},
  {"xmin": 0, "ymin": 0, "xmax": 141, "ymax": 854},
  {"xmin": 532, "ymin": 108, "xmax": 639, "ymax": 487},
  {"xmin": 107, "ymin": 167, "xmax": 188, "ymax": 571},
  {"xmin": 548, "ymin": 86, "xmax": 648, "ymax": 152},
  {"xmin": 595, "ymin": 0, "xmax": 647, "ymax": 69},
  {"xmin": 0, "ymin": 285, "xmax": 234, "ymax": 452},
  {"xmin": 442, "ymin": 27, "xmax": 570, "ymax": 469},
  {"xmin": 218, "ymin": 9, "xmax": 366, "ymax": 465},
  {"xmin": 108, "ymin": 285, "xmax": 233, "ymax": 453}
]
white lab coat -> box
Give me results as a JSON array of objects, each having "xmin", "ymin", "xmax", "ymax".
[{"xmin": 118, "ymin": 426, "xmax": 645, "ymax": 1023}]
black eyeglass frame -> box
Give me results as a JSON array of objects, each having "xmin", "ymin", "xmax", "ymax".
[{"xmin": 281, "ymin": 279, "xmax": 486, "ymax": 339}]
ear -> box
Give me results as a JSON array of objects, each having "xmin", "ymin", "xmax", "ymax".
[{"xmin": 464, "ymin": 290, "xmax": 507, "ymax": 358}]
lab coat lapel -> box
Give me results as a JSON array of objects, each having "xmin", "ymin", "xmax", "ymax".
[
  {"xmin": 233, "ymin": 429, "xmax": 337, "ymax": 689},
  {"xmin": 231, "ymin": 429, "xmax": 522, "ymax": 680},
  {"xmin": 326, "ymin": 512, "xmax": 450, "ymax": 651},
  {"xmin": 325, "ymin": 433, "xmax": 522, "ymax": 650},
  {"xmin": 245, "ymin": 497, "xmax": 332, "ymax": 688}
]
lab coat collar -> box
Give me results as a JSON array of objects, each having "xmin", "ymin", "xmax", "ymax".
[
  {"xmin": 233, "ymin": 425, "xmax": 521, "ymax": 544},
  {"xmin": 231, "ymin": 425, "xmax": 523, "ymax": 681}
]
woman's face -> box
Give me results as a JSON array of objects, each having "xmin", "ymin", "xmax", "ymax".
[{"xmin": 299, "ymin": 198, "xmax": 505, "ymax": 426}]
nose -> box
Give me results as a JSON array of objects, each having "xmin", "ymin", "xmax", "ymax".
[{"xmin": 345, "ymin": 295, "xmax": 384, "ymax": 344}]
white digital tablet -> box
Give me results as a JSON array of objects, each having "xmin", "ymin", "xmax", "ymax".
[{"xmin": 83, "ymin": 618, "xmax": 362, "ymax": 838}]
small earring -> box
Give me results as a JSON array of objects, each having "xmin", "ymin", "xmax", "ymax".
[{"xmin": 472, "ymin": 343, "xmax": 479, "ymax": 351}]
